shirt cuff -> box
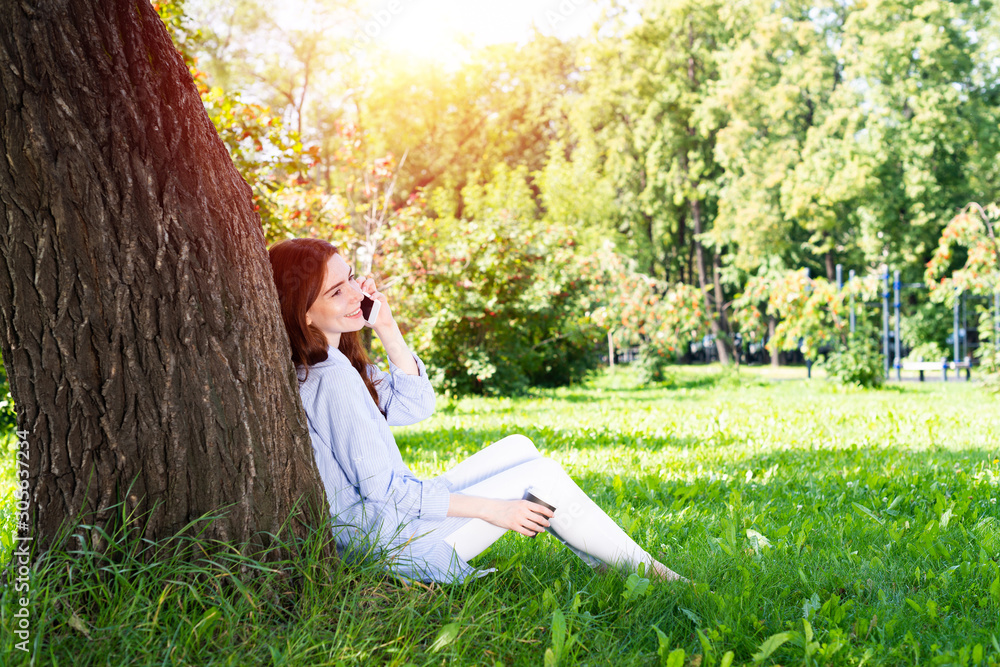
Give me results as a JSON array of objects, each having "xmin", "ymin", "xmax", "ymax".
[
  {"xmin": 388, "ymin": 352, "xmax": 427, "ymax": 378},
  {"xmin": 419, "ymin": 477, "xmax": 451, "ymax": 520}
]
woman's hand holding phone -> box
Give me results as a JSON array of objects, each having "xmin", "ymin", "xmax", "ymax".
[
  {"xmin": 357, "ymin": 275, "xmax": 418, "ymax": 375},
  {"xmin": 357, "ymin": 276, "xmax": 391, "ymax": 331},
  {"xmin": 360, "ymin": 294, "xmax": 380, "ymax": 326}
]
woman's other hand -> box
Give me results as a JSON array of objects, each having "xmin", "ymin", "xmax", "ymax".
[{"xmin": 482, "ymin": 499, "xmax": 554, "ymax": 537}]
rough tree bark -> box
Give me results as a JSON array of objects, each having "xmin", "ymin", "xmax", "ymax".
[{"xmin": 0, "ymin": 0, "xmax": 331, "ymax": 557}]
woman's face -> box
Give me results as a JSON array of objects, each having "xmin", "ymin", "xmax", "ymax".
[{"xmin": 305, "ymin": 253, "xmax": 366, "ymax": 347}]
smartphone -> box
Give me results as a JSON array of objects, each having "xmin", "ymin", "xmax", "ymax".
[{"xmin": 360, "ymin": 295, "xmax": 381, "ymax": 325}]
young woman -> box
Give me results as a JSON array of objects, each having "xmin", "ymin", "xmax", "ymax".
[{"xmin": 268, "ymin": 237, "xmax": 684, "ymax": 584}]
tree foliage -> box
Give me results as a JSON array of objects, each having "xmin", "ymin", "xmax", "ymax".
[
  {"xmin": 153, "ymin": 0, "xmax": 1000, "ymax": 391},
  {"xmin": 381, "ymin": 166, "xmax": 601, "ymax": 395},
  {"xmin": 926, "ymin": 202, "xmax": 1000, "ymax": 374}
]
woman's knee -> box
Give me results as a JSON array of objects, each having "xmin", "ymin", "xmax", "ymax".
[
  {"xmin": 522, "ymin": 457, "xmax": 570, "ymax": 485},
  {"xmin": 491, "ymin": 434, "xmax": 539, "ymax": 460},
  {"xmin": 521, "ymin": 457, "xmax": 576, "ymax": 506}
]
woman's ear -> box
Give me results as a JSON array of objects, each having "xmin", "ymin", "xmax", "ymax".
[{"xmin": 305, "ymin": 314, "xmax": 312, "ymax": 326}]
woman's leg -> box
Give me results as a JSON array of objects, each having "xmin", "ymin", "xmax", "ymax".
[
  {"xmin": 434, "ymin": 434, "xmax": 543, "ymax": 492},
  {"xmin": 441, "ymin": 457, "xmax": 683, "ymax": 580}
]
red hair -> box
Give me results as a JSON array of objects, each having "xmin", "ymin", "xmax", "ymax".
[{"xmin": 268, "ymin": 238, "xmax": 381, "ymax": 410}]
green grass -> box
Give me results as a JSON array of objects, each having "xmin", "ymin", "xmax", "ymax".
[{"xmin": 2, "ymin": 366, "xmax": 1000, "ymax": 665}]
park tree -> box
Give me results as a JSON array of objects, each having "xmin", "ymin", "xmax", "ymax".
[
  {"xmin": 708, "ymin": 0, "xmax": 856, "ymax": 278},
  {"xmin": 154, "ymin": 0, "xmax": 340, "ymax": 244},
  {"xmin": 926, "ymin": 202, "xmax": 1000, "ymax": 374},
  {"xmin": 709, "ymin": 0, "xmax": 1000, "ymax": 359},
  {"xmin": 184, "ymin": 0, "xmax": 360, "ymax": 141},
  {"xmin": 711, "ymin": 0, "xmax": 999, "ymax": 282},
  {"xmin": 0, "ymin": 0, "xmax": 330, "ymax": 555},
  {"xmin": 842, "ymin": 0, "xmax": 1000, "ymax": 277},
  {"xmin": 574, "ymin": 0, "xmax": 734, "ymax": 362},
  {"xmin": 356, "ymin": 36, "xmax": 580, "ymax": 216},
  {"xmin": 537, "ymin": 139, "xmax": 618, "ymax": 249}
]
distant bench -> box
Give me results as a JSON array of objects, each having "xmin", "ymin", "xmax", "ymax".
[{"xmin": 900, "ymin": 358, "xmax": 972, "ymax": 381}]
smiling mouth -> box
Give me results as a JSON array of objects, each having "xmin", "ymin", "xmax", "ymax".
[{"xmin": 348, "ymin": 309, "xmax": 362, "ymax": 317}]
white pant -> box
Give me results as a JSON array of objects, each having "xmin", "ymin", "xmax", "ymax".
[{"xmin": 436, "ymin": 435, "xmax": 656, "ymax": 570}]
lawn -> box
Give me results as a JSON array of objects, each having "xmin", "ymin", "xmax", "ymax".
[{"xmin": 2, "ymin": 366, "xmax": 999, "ymax": 665}]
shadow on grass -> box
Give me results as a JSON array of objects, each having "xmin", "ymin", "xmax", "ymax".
[
  {"xmin": 395, "ymin": 425, "xmax": 712, "ymax": 466},
  {"xmin": 433, "ymin": 371, "xmax": 773, "ymax": 416},
  {"xmin": 434, "ymin": 391, "xmax": 684, "ymax": 418},
  {"xmin": 558, "ymin": 371, "xmax": 733, "ymax": 396}
]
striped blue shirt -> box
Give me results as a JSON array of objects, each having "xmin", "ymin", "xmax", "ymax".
[{"xmin": 297, "ymin": 345, "xmax": 481, "ymax": 583}]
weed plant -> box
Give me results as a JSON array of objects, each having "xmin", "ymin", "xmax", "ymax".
[{"xmin": 2, "ymin": 367, "xmax": 999, "ymax": 665}]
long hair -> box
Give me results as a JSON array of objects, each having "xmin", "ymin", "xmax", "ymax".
[{"xmin": 268, "ymin": 238, "xmax": 381, "ymax": 410}]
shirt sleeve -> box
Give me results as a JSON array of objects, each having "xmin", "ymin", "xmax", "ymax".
[
  {"xmin": 368, "ymin": 353, "xmax": 436, "ymax": 427},
  {"xmin": 310, "ymin": 371, "xmax": 449, "ymax": 521}
]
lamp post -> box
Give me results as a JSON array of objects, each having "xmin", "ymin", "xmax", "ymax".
[
  {"xmin": 882, "ymin": 269, "xmax": 890, "ymax": 377},
  {"xmin": 894, "ymin": 270, "xmax": 901, "ymax": 381},
  {"xmin": 849, "ymin": 269, "xmax": 856, "ymax": 334}
]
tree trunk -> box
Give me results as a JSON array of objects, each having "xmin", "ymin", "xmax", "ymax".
[
  {"xmin": 768, "ymin": 316, "xmax": 780, "ymax": 367},
  {"xmin": 687, "ymin": 241, "xmax": 694, "ymax": 287},
  {"xmin": 675, "ymin": 208, "xmax": 686, "ymax": 284},
  {"xmin": 683, "ymin": 20, "xmax": 729, "ymax": 364},
  {"xmin": 711, "ymin": 252, "xmax": 733, "ymax": 362},
  {"xmin": 0, "ymin": 0, "xmax": 331, "ymax": 558},
  {"xmin": 643, "ymin": 213, "xmax": 656, "ymax": 277},
  {"xmin": 689, "ymin": 198, "xmax": 730, "ymax": 364},
  {"xmin": 825, "ymin": 249, "xmax": 836, "ymax": 282}
]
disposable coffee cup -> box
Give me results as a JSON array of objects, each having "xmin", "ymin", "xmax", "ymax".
[
  {"xmin": 524, "ymin": 491, "xmax": 557, "ymax": 513},
  {"xmin": 524, "ymin": 491, "xmax": 556, "ymax": 538}
]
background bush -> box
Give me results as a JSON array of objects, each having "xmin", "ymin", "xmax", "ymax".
[
  {"xmin": 823, "ymin": 329, "xmax": 886, "ymax": 388},
  {"xmin": 634, "ymin": 346, "xmax": 674, "ymax": 384},
  {"xmin": 382, "ymin": 167, "xmax": 603, "ymax": 395}
]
